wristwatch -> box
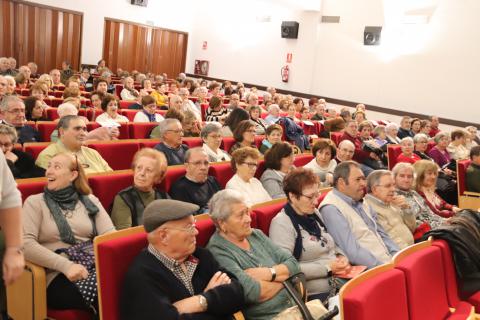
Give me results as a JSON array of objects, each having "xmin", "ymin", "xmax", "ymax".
[
  {"xmin": 269, "ymin": 267, "xmax": 277, "ymax": 282},
  {"xmin": 198, "ymin": 294, "xmax": 208, "ymax": 311}
]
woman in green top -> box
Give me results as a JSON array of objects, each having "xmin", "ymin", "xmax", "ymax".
[
  {"xmin": 111, "ymin": 148, "xmax": 169, "ymax": 229},
  {"xmin": 207, "ymin": 189, "xmax": 300, "ymax": 320}
]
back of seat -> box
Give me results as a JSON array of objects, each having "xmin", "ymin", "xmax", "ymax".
[
  {"xmin": 88, "ymin": 141, "xmax": 140, "ymax": 170},
  {"xmin": 88, "ymin": 171, "xmax": 134, "ymax": 212}
]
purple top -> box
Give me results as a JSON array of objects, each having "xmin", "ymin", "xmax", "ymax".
[{"xmin": 428, "ymin": 146, "xmax": 451, "ymax": 167}]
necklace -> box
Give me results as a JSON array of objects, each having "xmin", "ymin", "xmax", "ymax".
[{"xmin": 62, "ymin": 209, "xmax": 74, "ymax": 219}]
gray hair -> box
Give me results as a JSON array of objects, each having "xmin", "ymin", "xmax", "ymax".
[
  {"xmin": 373, "ymin": 125, "xmax": 386, "ymax": 136},
  {"xmin": 101, "ymin": 71, "xmax": 112, "ymax": 78},
  {"xmin": 333, "ymin": 160, "xmax": 361, "ymax": 187},
  {"xmin": 434, "ymin": 131, "xmax": 449, "ymax": 144},
  {"xmin": 184, "ymin": 147, "xmax": 206, "ymax": 163},
  {"xmin": 209, "ymin": 189, "xmax": 247, "ymax": 226},
  {"xmin": 58, "ymin": 103, "xmax": 78, "ymax": 117},
  {"xmin": 338, "ymin": 139, "xmax": 355, "ymax": 150},
  {"xmin": 400, "ymin": 137, "xmax": 414, "ymax": 145},
  {"xmin": 0, "ymin": 124, "xmax": 18, "ymax": 144},
  {"xmin": 385, "ymin": 122, "xmax": 399, "ymax": 132},
  {"xmin": 413, "ymin": 133, "xmax": 429, "ymax": 144},
  {"xmin": 0, "ymin": 95, "xmax": 23, "ymax": 112},
  {"xmin": 263, "ymin": 92, "xmax": 272, "ymax": 101},
  {"xmin": 267, "ymin": 104, "xmax": 280, "ymax": 113},
  {"xmin": 156, "ymin": 118, "xmax": 181, "ymax": 140},
  {"xmin": 392, "ymin": 162, "xmax": 414, "ymax": 178},
  {"xmin": 57, "ymin": 115, "xmax": 81, "ymax": 132},
  {"xmin": 366, "ymin": 169, "xmax": 392, "ymax": 193},
  {"xmin": 200, "ymin": 122, "xmax": 221, "ymax": 140},
  {"xmin": 4, "ymin": 75, "xmax": 15, "ymax": 85}
]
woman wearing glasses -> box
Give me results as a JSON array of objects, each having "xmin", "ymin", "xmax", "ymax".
[
  {"xmin": 23, "ymin": 152, "xmax": 115, "ymax": 315},
  {"xmin": 269, "ymin": 168, "xmax": 351, "ymax": 302},
  {"xmin": 133, "ymin": 95, "xmax": 165, "ymax": 123},
  {"xmin": 226, "ymin": 147, "xmax": 272, "ymax": 206},
  {"xmin": 201, "ymin": 122, "xmax": 231, "ymax": 162},
  {"xmin": 260, "ymin": 142, "xmax": 294, "ymax": 199},
  {"xmin": 95, "ymin": 94, "xmax": 129, "ymax": 124},
  {"xmin": 229, "ymin": 120, "xmax": 257, "ymax": 154}
]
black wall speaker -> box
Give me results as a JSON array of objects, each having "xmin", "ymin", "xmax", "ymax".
[
  {"xmin": 281, "ymin": 21, "xmax": 299, "ymax": 39},
  {"xmin": 131, "ymin": 0, "xmax": 148, "ymax": 7},
  {"xmin": 364, "ymin": 26, "xmax": 382, "ymax": 45}
]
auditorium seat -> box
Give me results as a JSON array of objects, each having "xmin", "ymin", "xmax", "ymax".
[
  {"xmin": 88, "ymin": 170, "xmax": 134, "ymax": 211},
  {"xmin": 53, "ymin": 91, "xmax": 63, "ymax": 98},
  {"xmin": 120, "ymin": 109, "xmax": 138, "ymax": 121},
  {"xmin": 393, "ymin": 241, "xmax": 475, "ymax": 319},
  {"xmin": 36, "ymin": 122, "xmax": 58, "ymax": 142},
  {"xmin": 115, "ymin": 84, "xmax": 123, "ymax": 97},
  {"xmin": 138, "ymin": 139, "xmax": 159, "ymax": 149},
  {"xmin": 433, "ymin": 240, "xmax": 480, "ymax": 312},
  {"xmin": 86, "ymin": 122, "xmax": 100, "ymax": 132},
  {"xmin": 252, "ymin": 198, "xmax": 288, "ymax": 235},
  {"xmin": 209, "ymin": 161, "xmax": 234, "ymax": 188},
  {"xmin": 182, "ymin": 137, "xmax": 203, "ymax": 148},
  {"xmin": 294, "ymin": 153, "xmax": 314, "ymax": 167},
  {"xmin": 387, "ymin": 144, "xmax": 402, "ymax": 170},
  {"xmin": 24, "ymin": 142, "xmax": 50, "ymax": 160},
  {"xmin": 119, "ymin": 101, "xmax": 136, "ymax": 109},
  {"xmin": 88, "ymin": 141, "xmax": 139, "ymax": 170},
  {"xmin": 221, "ymin": 137, "xmax": 236, "ymax": 153},
  {"xmin": 254, "ymin": 135, "xmax": 265, "ymax": 148},
  {"xmin": 340, "ymin": 264, "xmax": 409, "ymax": 320},
  {"xmin": 200, "ymin": 103, "xmax": 208, "ymax": 121},
  {"xmin": 46, "ymin": 108, "xmax": 60, "ymax": 121},
  {"xmin": 129, "ymin": 122, "xmax": 158, "ymax": 139},
  {"xmin": 457, "ymin": 159, "xmax": 480, "ymax": 210},
  {"xmin": 329, "ymin": 132, "xmax": 343, "ymax": 146},
  {"xmin": 87, "ymin": 109, "xmax": 104, "ymax": 121},
  {"xmin": 16, "ymin": 177, "xmax": 48, "ymax": 202},
  {"xmin": 158, "ymin": 165, "xmax": 186, "ymax": 194},
  {"xmin": 255, "ymin": 159, "xmax": 266, "ymax": 179}
]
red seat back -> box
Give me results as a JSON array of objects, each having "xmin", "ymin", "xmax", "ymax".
[
  {"xmin": 294, "ymin": 153, "xmax": 314, "ymax": 167},
  {"xmin": 115, "ymin": 84, "xmax": 123, "ymax": 97},
  {"xmin": 17, "ymin": 179, "xmax": 48, "ymax": 203},
  {"xmin": 129, "ymin": 123, "xmax": 158, "ymax": 139},
  {"xmin": 182, "ymin": 137, "xmax": 203, "ymax": 148},
  {"xmin": 96, "ymin": 231, "xmax": 148, "ymax": 320},
  {"xmin": 119, "ymin": 101, "xmax": 135, "ymax": 109},
  {"xmin": 252, "ymin": 199, "xmax": 288, "ymax": 235},
  {"xmin": 88, "ymin": 171, "xmax": 134, "ymax": 212},
  {"xmin": 87, "ymin": 109, "xmax": 104, "ymax": 121},
  {"xmin": 46, "ymin": 108, "xmax": 60, "ymax": 121},
  {"xmin": 36, "ymin": 122, "xmax": 58, "ymax": 142},
  {"xmin": 342, "ymin": 269, "xmax": 409, "ymax": 320},
  {"xmin": 209, "ymin": 162, "xmax": 234, "ymax": 188},
  {"xmin": 221, "ymin": 137, "xmax": 236, "ymax": 153},
  {"xmin": 24, "ymin": 142, "xmax": 50, "ymax": 160},
  {"xmin": 200, "ymin": 103, "xmax": 208, "ymax": 121},
  {"xmin": 158, "ymin": 165, "xmax": 186, "ymax": 193},
  {"xmin": 387, "ymin": 144, "xmax": 402, "ymax": 170},
  {"xmin": 120, "ymin": 110, "xmax": 138, "ymax": 122},
  {"xmin": 47, "ymin": 309, "xmax": 92, "ymax": 320},
  {"xmin": 330, "ymin": 132, "xmax": 343, "ymax": 146},
  {"xmin": 254, "ymin": 135, "xmax": 265, "ymax": 148},
  {"xmin": 457, "ymin": 160, "xmax": 471, "ymax": 196},
  {"xmin": 432, "ymin": 240, "xmax": 462, "ymax": 307},
  {"xmin": 88, "ymin": 141, "xmax": 139, "ymax": 170},
  {"xmin": 138, "ymin": 139, "xmax": 159, "ymax": 149}
]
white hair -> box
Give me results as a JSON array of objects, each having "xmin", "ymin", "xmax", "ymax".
[{"xmin": 57, "ymin": 103, "xmax": 78, "ymax": 117}]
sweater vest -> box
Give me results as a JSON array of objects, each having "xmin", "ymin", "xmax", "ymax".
[{"xmin": 320, "ymin": 191, "xmax": 391, "ymax": 263}]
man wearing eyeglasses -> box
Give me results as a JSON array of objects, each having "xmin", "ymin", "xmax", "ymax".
[
  {"xmin": 0, "ymin": 95, "xmax": 41, "ymax": 144},
  {"xmin": 170, "ymin": 148, "xmax": 221, "ymax": 214},
  {"xmin": 121, "ymin": 199, "xmax": 244, "ymax": 320},
  {"xmin": 319, "ymin": 161, "xmax": 399, "ymax": 269},
  {"xmin": 154, "ymin": 119, "xmax": 189, "ymax": 166}
]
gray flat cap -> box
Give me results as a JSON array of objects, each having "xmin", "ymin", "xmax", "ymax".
[{"xmin": 143, "ymin": 199, "xmax": 200, "ymax": 232}]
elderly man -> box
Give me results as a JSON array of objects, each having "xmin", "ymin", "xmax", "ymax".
[
  {"xmin": 227, "ymin": 93, "xmax": 241, "ymax": 110},
  {"xmin": 121, "ymin": 199, "xmax": 244, "ymax": 320},
  {"xmin": 0, "ymin": 96, "xmax": 41, "ymax": 143},
  {"xmin": 429, "ymin": 116, "xmax": 440, "ymax": 138},
  {"xmin": 18, "ymin": 66, "xmax": 31, "ymax": 82},
  {"xmin": 179, "ymin": 88, "xmax": 201, "ymax": 120},
  {"xmin": 0, "ymin": 76, "xmax": 7, "ymax": 99},
  {"xmin": 385, "ymin": 122, "xmax": 401, "ymax": 144},
  {"xmin": 153, "ymin": 118, "xmax": 189, "ymax": 165},
  {"xmin": 170, "ymin": 148, "xmax": 221, "ymax": 213},
  {"xmin": 245, "ymin": 93, "xmax": 259, "ymax": 112},
  {"xmin": 319, "ymin": 161, "xmax": 399, "ymax": 268},
  {"xmin": 397, "ymin": 116, "xmax": 413, "ymax": 139},
  {"xmin": 27, "ymin": 62, "xmax": 39, "ymax": 78},
  {"xmin": 264, "ymin": 104, "xmax": 280, "ymax": 126},
  {"xmin": 49, "ymin": 69, "xmax": 63, "ymax": 86},
  {"xmin": 0, "ymin": 58, "xmax": 14, "ymax": 76},
  {"xmin": 364, "ymin": 170, "xmax": 416, "ymax": 249},
  {"xmin": 36, "ymin": 115, "xmax": 112, "ymax": 174}
]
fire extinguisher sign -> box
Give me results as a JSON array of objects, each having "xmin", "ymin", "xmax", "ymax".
[{"xmin": 286, "ymin": 53, "xmax": 292, "ymax": 63}]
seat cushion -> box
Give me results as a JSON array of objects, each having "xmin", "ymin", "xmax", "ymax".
[
  {"xmin": 446, "ymin": 301, "xmax": 473, "ymax": 320},
  {"xmin": 47, "ymin": 309, "xmax": 92, "ymax": 320},
  {"xmin": 343, "ymin": 269, "xmax": 409, "ymax": 320}
]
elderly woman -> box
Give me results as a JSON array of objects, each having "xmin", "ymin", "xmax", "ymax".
[
  {"xmin": 354, "ymin": 111, "xmax": 366, "ymax": 124},
  {"xmin": 249, "ymin": 105, "xmax": 267, "ymax": 135},
  {"xmin": 359, "ymin": 121, "xmax": 387, "ymax": 168},
  {"xmin": 413, "ymin": 160, "xmax": 460, "ymax": 218},
  {"xmin": 23, "ymin": 152, "xmax": 115, "ymax": 314},
  {"xmin": 410, "ymin": 118, "xmax": 422, "ymax": 136},
  {"xmin": 260, "ymin": 142, "xmax": 294, "ymax": 199},
  {"xmin": 304, "ymin": 139, "xmax": 337, "ymax": 187},
  {"xmin": 259, "ymin": 124, "xmax": 283, "ymax": 154},
  {"xmin": 207, "ymin": 189, "xmax": 300, "ymax": 320},
  {"xmin": 4, "ymin": 75, "xmax": 16, "ymax": 95},
  {"xmin": 413, "ymin": 133, "xmax": 433, "ymax": 160},
  {"xmin": 396, "ymin": 137, "xmax": 421, "ymax": 164},
  {"xmin": 0, "ymin": 124, "xmax": 44, "ymax": 178},
  {"xmin": 447, "ymin": 129, "xmax": 470, "ymax": 160},
  {"xmin": 221, "ymin": 108, "xmax": 250, "ymax": 137},
  {"xmin": 420, "ymin": 120, "xmax": 432, "ymax": 136},
  {"xmin": 270, "ymin": 168, "xmax": 351, "ymax": 301},
  {"xmin": 229, "ymin": 120, "xmax": 257, "ymax": 154},
  {"xmin": 141, "ymin": 78, "xmax": 154, "ymax": 94},
  {"xmin": 206, "ymin": 96, "xmax": 228, "ymax": 123},
  {"xmin": 373, "ymin": 125, "xmax": 388, "ymax": 148},
  {"xmin": 385, "ymin": 123, "xmax": 401, "ymax": 144},
  {"xmin": 182, "ymin": 110, "xmax": 202, "ymax": 137},
  {"xmin": 393, "ymin": 162, "xmax": 444, "ymax": 240},
  {"xmin": 95, "ymin": 94, "xmax": 129, "ymax": 124},
  {"xmin": 134, "ymin": 95, "xmax": 165, "ymax": 123},
  {"xmin": 201, "ymin": 122, "xmax": 231, "ymax": 162},
  {"xmin": 428, "ymin": 132, "xmax": 452, "ymax": 168},
  {"xmin": 24, "ymin": 96, "xmax": 47, "ymax": 122},
  {"xmin": 120, "ymin": 77, "xmax": 139, "ymax": 102},
  {"xmin": 150, "ymin": 83, "xmax": 169, "ymax": 108},
  {"xmin": 111, "ymin": 148, "xmax": 169, "ymax": 230},
  {"xmin": 226, "ymin": 147, "xmax": 272, "ymax": 206}
]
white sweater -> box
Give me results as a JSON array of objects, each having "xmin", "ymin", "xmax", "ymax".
[{"xmin": 226, "ymin": 174, "xmax": 272, "ymax": 206}]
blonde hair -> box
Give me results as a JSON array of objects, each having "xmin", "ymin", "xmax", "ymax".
[
  {"xmin": 412, "ymin": 160, "xmax": 439, "ymax": 190},
  {"xmin": 132, "ymin": 148, "xmax": 168, "ymax": 182},
  {"xmin": 53, "ymin": 152, "xmax": 91, "ymax": 195}
]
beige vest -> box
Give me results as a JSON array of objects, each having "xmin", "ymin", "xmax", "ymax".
[{"xmin": 320, "ymin": 191, "xmax": 391, "ymax": 263}]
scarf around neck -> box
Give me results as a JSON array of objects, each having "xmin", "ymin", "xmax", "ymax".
[{"xmin": 43, "ymin": 184, "xmax": 99, "ymax": 245}]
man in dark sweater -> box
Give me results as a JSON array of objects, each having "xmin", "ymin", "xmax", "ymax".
[
  {"xmin": 0, "ymin": 96, "xmax": 41, "ymax": 144},
  {"xmin": 397, "ymin": 116, "xmax": 414, "ymax": 139},
  {"xmin": 170, "ymin": 148, "xmax": 221, "ymax": 213},
  {"xmin": 121, "ymin": 200, "xmax": 244, "ymax": 320},
  {"xmin": 154, "ymin": 118, "xmax": 189, "ymax": 165},
  {"xmin": 466, "ymin": 145, "xmax": 480, "ymax": 193}
]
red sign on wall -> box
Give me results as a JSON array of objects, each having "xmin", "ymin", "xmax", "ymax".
[{"xmin": 286, "ymin": 53, "xmax": 292, "ymax": 63}]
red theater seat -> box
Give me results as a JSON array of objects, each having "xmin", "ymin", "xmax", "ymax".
[
  {"xmin": 138, "ymin": 139, "xmax": 159, "ymax": 149},
  {"xmin": 252, "ymin": 198, "xmax": 287, "ymax": 235},
  {"xmin": 221, "ymin": 137, "xmax": 236, "ymax": 153},
  {"xmin": 457, "ymin": 160, "xmax": 471, "ymax": 196},
  {"xmin": 387, "ymin": 144, "xmax": 402, "ymax": 170},
  {"xmin": 115, "ymin": 84, "xmax": 123, "ymax": 97},
  {"xmin": 254, "ymin": 135, "xmax": 264, "ymax": 148},
  {"xmin": 88, "ymin": 141, "xmax": 139, "ymax": 170},
  {"xmin": 340, "ymin": 265, "xmax": 409, "ymax": 320},
  {"xmin": 87, "ymin": 109, "xmax": 104, "ymax": 121},
  {"xmin": 119, "ymin": 101, "xmax": 135, "ymax": 109},
  {"xmin": 46, "ymin": 108, "xmax": 60, "ymax": 121},
  {"xmin": 182, "ymin": 137, "xmax": 203, "ymax": 148},
  {"xmin": 17, "ymin": 178, "xmax": 48, "ymax": 203},
  {"xmin": 120, "ymin": 109, "xmax": 138, "ymax": 121},
  {"xmin": 209, "ymin": 162, "xmax": 234, "ymax": 188},
  {"xmin": 158, "ymin": 165, "xmax": 186, "ymax": 194},
  {"xmin": 329, "ymin": 132, "xmax": 343, "ymax": 146},
  {"xmin": 36, "ymin": 122, "xmax": 58, "ymax": 142},
  {"xmin": 88, "ymin": 171, "xmax": 134, "ymax": 211},
  {"xmin": 47, "ymin": 309, "xmax": 92, "ymax": 320},
  {"xmin": 200, "ymin": 103, "xmax": 208, "ymax": 121},
  {"xmin": 129, "ymin": 122, "xmax": 158, "ymax": 139},
  {"xmin": 294, "ymin": 153, "xmax": 314, "ymax": 167},
  {"xmin": 24, "ymin": 142, "xmax": 50, "ymax": 160}
]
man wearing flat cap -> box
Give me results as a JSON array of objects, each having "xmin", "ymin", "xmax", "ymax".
[{"xmin": 120, "ymin": 199, "xmax": 245, "ymax": 320}]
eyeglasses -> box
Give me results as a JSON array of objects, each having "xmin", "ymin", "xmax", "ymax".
[
  {"xmin": 241, "ymin": 162, "xmax": 258, "ymax": 169},
  {"xmin": 301, "ymin": 192, "xmax": 320, "ymax": 201},
  {"xmin": 208, "ymin": 134, "xmax": 222, "ymax": 139},
  {"xmin": 166, "ymin": 129, "xmax": 183, "ymax": 134},
  {"xmin": 6, "ymin": 108, "xmax": 25, "ymax": 115},
  {"xmin": 162, "ymin": 223, "xmax": 197, "ymax": 234},
  {"xmin": 0, "ymin": 142, "xmax": 13, "ymax": 149},
  {"xmin": 188, "ymin": 160, "xmax": 209, "ymax": 167},
  {"xmin": 376, "ymin": 183, "xmax": 395, "ymax": 189}
]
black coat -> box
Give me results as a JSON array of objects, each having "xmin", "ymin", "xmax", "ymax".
[{"xmin": 6, "ymin": 149, "xmax": 45, "ymax": 179}]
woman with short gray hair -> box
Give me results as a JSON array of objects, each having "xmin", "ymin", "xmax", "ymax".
[
  {"xmin": 207, "ymin": 189, "xmax": 300, "ymax": 320},
  {"xmin": 428, "ymin": 132, "xmax": 452, "ymax": 168},
  {"xmin": 201, "ymin": 122, "xmax": 230, "ymax": 162}
]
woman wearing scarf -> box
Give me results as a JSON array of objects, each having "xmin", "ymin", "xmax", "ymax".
[
  {"xmin": 133, "ymin": 95, "xmax": 165, "ymax": 123},
  {"xmin": 22, "ymin": 152, "xmax": 115, "ymax": 315},
  {"xmin": 269, "ymin": 168, "xmax": 351, "ymax": 302}
]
